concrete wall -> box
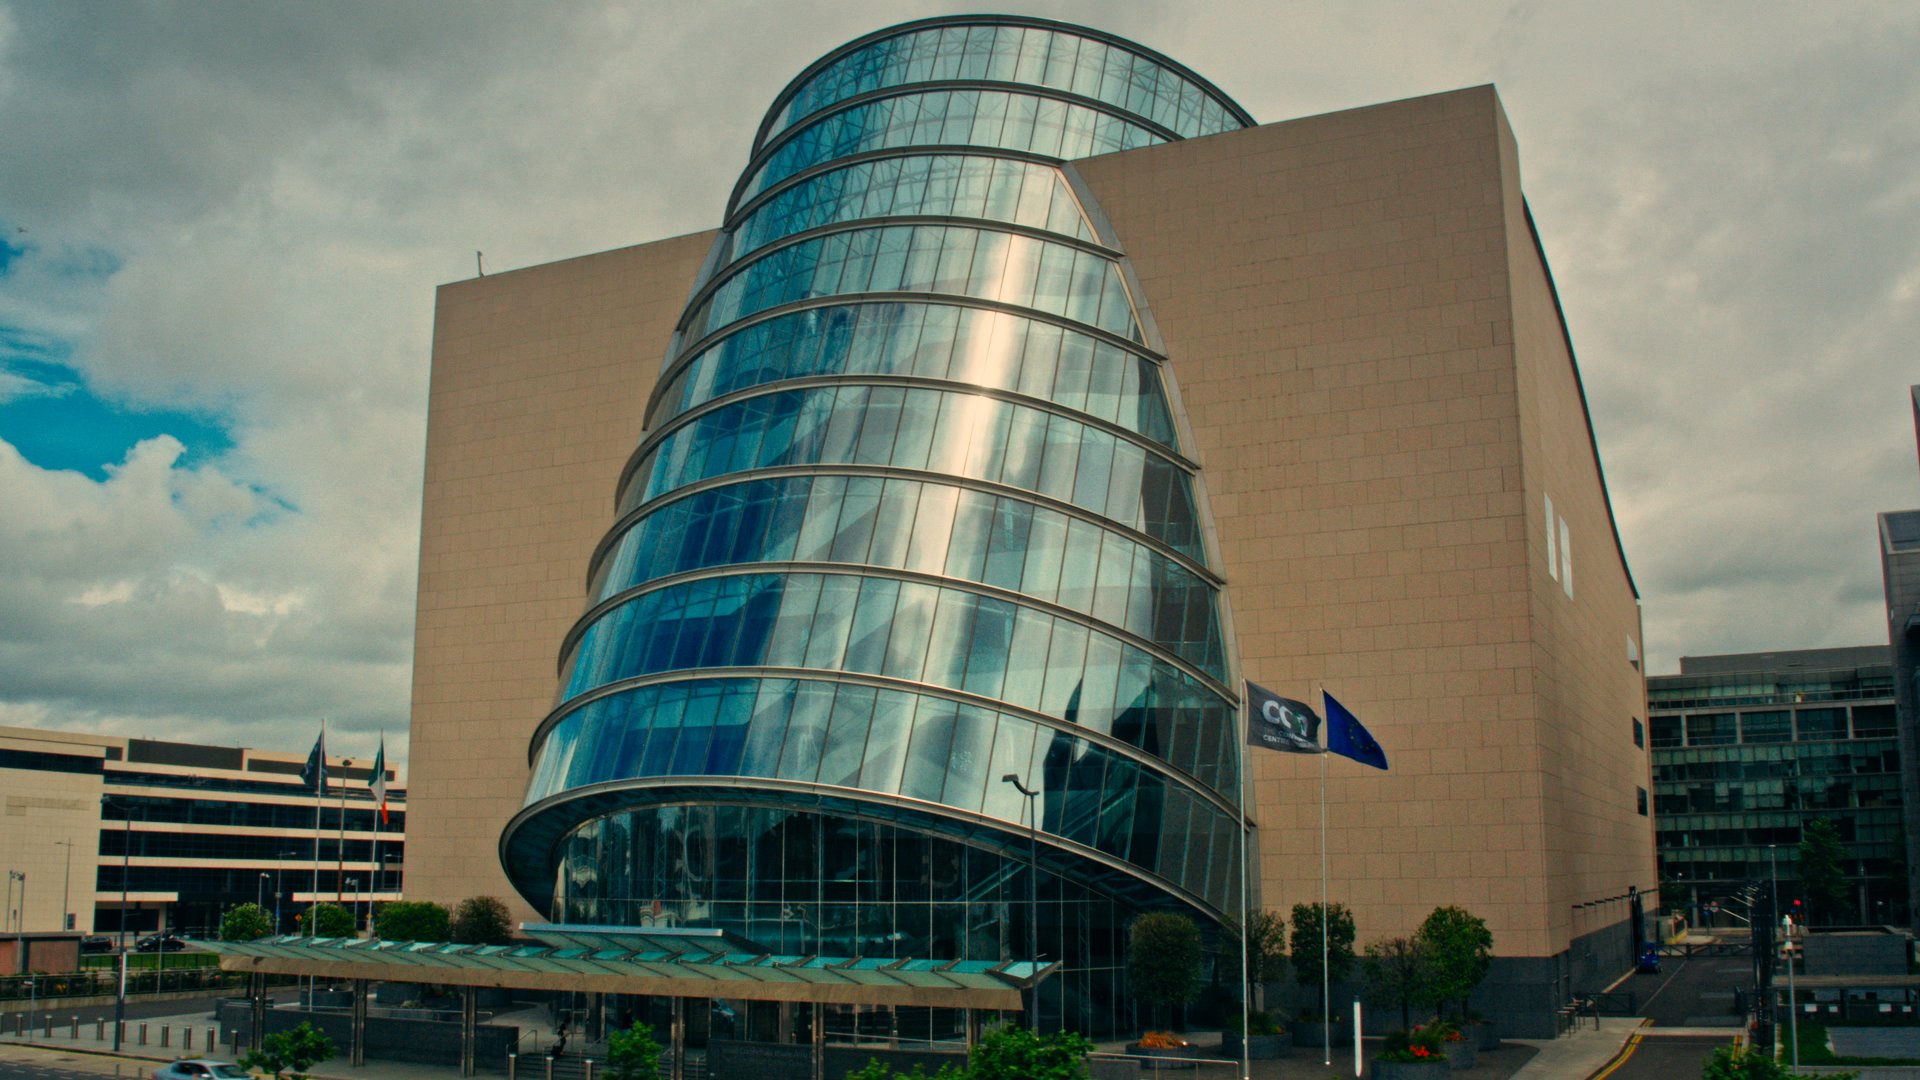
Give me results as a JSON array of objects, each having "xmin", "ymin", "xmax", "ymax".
[
  {"xmin": 405, "ymin": 233, "xmax": 716, "ymax": 921},
  {"xmin": 1803, "ymin": 931, "xmax": 1910, "ymax": 976},
  {"xmin": 1077, "ymin": 84, "xmax": 1653, "ymax": 1036}
]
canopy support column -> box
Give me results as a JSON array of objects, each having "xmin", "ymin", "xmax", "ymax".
[
  {"xmin": 810, "ymin": 1001, "xmax": 824, "ymax": 1080},
  {"xmin": 459, "ymin": 986, "xmax": 477, "ymax": 1077},
  {"xmin": 248, "ymin": 972, "xmax": 266, "ymax": 1055},
  {"xmin": 670, "ymin": 996, "xmax": 686, "ymax": 1080},
  {"xmin": 350, "ymin": 979, "xmax": 367, "ymax": 1066}
]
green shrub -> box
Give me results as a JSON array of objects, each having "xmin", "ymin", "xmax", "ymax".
[
  {"xmin": 375, "ymin": 900, "xmax": 451, "ymax": 942},
  {"xmin": 241, "ymin": 1020, "xmax": 335, "ymax": 1079},
  {"xmin": 219, "ymin": 902, "xmax": 272, "ymax": 942}
]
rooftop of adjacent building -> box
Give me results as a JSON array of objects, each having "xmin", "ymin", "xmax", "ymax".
[
  {"xmin": 1649, "ymin": 646, "xmax": 1894, "ymax": 711},
  {"xmin": 0, "ymin": 723, "xmax": 404, "ymax": 791}
]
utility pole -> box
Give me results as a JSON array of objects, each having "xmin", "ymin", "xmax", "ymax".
[{"xmin": 1000, "ymin": 774, "xmax": 1039, "ymax": 1029}]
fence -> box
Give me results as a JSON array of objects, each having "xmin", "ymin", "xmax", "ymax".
[
  {"xmin": 0, "ymin": 967, "xmax": 254, "ymax": 1002},
  {"xmin": 1088, "ymin": 1051, "xmax": 1241, "ymax": 1080}
]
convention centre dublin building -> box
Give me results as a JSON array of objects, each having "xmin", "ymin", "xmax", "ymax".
[{"xmin": 402, "ymin": 16, "xmax": 1655, "ymax": 1038}]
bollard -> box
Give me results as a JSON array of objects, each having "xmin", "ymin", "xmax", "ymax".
[
  {"xmin": 207, "ymin": 1027, "xmax": 217, "ymax": 1054},
  {"xmin": 43, "ymin": 1016, "xmax": 52, "ymax": 1039},
  {"xmin": 507, "ymin": 1051, "xmax": 518, "ymax": 1080},
  {"xmin": 70, "ymin": 1017, "xmax": 78, "ymax": 1040},
  {"xmin": 138, "ymin": 1022, "xmax": 147, "ymax": 1046},
  {"xmin": 583, "ymin": 1059, "xmax": 596, "ymax": 1080},
  {"xmin": 161, "ymin": 1025, "xmax": 170, "ymax": 1048},
  {"xmin": 545, "ymin": 1055, "xmax": 556, "ymax": 1080},
  {"xmin": 95, "ymin": 1019, "xmax": 104, "ymax": 1040},
  {"xmin": 185, "ymin": 1026, "xmax": 193, "ymax": 1051}
]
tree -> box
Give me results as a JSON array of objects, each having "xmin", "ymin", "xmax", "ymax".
[
  {"xmin": 1221, "ymin": 908, "xmax": 1288, "ymax": 1011},
  {"xmin": 1127, "ymin": 912, "xmax": 1203, "ymax": 1030},
  {"xmin": 604, "ymin": 1020, "xmax": 665, "ymax": 1080},
  {"xmin": 966, "ymin": 1023, "xmax": 1093, "ymax": 1080},
  {"xmin": 376, "ymin": 900, "xmax": 451, "ymax": 942},
  {"xmin": 296, "ymin": 902, "xmax": 354, "ymax": 938},
  {"xmin": 1362, "ymin": 936, "xmax": 1437, "ymax": 1031},
  {"xmin": 451, "ymin": 896, "xmax": 513, "ymax": 945},
  {"xmin": 1417, "ymin": 906, "xmax": 1493, "ymax": 1020},
  {"xmin": 241, "ymin": 1020, "xmax": 335, "ymax": 1079},
  {"xmin": 220, "ymin": 902, "xmax": 273, "ymax": 943},
  {"xmin": 1289, "ymin": 902, "xmax": 1356, "ymax": 1017},
  {"xmin": 1797, "ymin": 818, "xmax": 1851, "ymax": 926}
]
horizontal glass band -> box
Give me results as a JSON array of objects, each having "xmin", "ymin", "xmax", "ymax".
[
  {"xmin": 554, "ymin": 571, "xmax": 1240, "ymax": 796},
  {"xmin": 624, "ymin": 384, "xmax": 1203, "ymax": 561},
  {"xmin": 741, "ymin": 88, "xmax": 1163, "ymax": 204},
  {"xmin": 591, "ymin": 474, "xmax": 1223, "ymax": 677},
  {"xmin": 764, "ymin": 23, "xmax": 1246, "ymax": 150},
  {"xmin": 523, "ymin": 676, "xmax": 1241, "ymax": 911},
  {"xmin": 727, "ymin": 153, "xmax": 1094, "ymax": 267},
  {"xmin": 685, "ymin": 222, "xmax": 1141, "ymax": 345},
  {"xmin": 552, "ymin": 804, "xmax": 1134, "ymax": 966},
  {"xmin": 653, "ymin": 302, "xmax": 1177, "ymax": 450}
]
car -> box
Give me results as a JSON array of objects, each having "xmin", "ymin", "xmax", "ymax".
[
  {"xmin": 153, "ymin": 1061, "xmax": 251, "ymax": 1079},
  {"xmin": 134, "ymin": 934, "xmax": 188, "ymax": 953},
  {"xmin": 80, "ymin": 935, "xmax": 116, "ymax": 954}
]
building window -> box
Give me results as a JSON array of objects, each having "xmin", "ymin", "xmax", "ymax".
[
  {"xmin": 1637, "ymin": 787, "xmax": 1648, "ymax": 816},
  {"xmin": 1795, "ymin": 708, "xmax": 1847, "ymax": 741},
  {"xmin": 1685, "ymin": 712, "xmax": 1735, "ymax": 746},
  {"xmin": 1632, "ymin": 718, "xmax": 1645, "ymax": 748},
  {"xmin": 1545, "ymin": 494, "xmax": 1558, "ymax": 581},
  {"xmin": 1649, "ymin": 715, "xmax": 1682, "ymax": 749},
  {"xmin": 1739, "ymin": 711, "xmax": 1791, "ymax": 744},
  {"xmin": 1626, "ymin": 635, "xmax": 1640, "ymax": 670},
  {"xmin": 1558, "ymin": 517, "xmax": 1573, "ymax": 598},
  {"xmin": 1852, "ymin": 704, "xmax": 1896, "ymax": 737}
]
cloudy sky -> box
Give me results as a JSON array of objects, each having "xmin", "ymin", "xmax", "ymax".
[{"xmin": 1, "ymin": 1, "xmax": 1915, "ymax": 767}]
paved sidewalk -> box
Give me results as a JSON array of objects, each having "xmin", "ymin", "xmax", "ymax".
[{"xmin": 1505, "ymin": 1016, "xmax": 1647, "ymax": 1080}]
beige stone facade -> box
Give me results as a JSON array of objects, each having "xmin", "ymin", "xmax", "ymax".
[
  {"xmin": 403, "ymin": 85, "xmax": 1652, "ymax": 991},
  {"xmin": 1076, "ymin": 85, "xmax": 1654, "ymax": 971},
  {"xmin": 405, "ymin": 233, "xmax": 716, "ymax": 920}
]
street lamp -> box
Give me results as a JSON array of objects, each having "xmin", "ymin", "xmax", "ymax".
[
  {"xmin": 276, "ymin": 850, "xmax": 301, "ymax": 935},
  {"xmin": 1000, "ymin": 773, "xmax": 1039, "ymax": 1028},
  {"xmin": 258, "ymin": 872, "xmax": 270, "ymax": 911},
  {"xmin": 102, "ymin": 794, "xmax": 132, "ymax": 1052},
  {"xmin": 346, "ymin": 877, "xmax": 359, "ymax": 935},
  {"xmin": 52, "ymin": 840, "xmax": 74, "ymax": 931}
]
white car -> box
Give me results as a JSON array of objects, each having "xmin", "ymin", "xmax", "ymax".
[{"xmin": 153, "ymin": 1061, "xmax": 251, "ymax": 1079}]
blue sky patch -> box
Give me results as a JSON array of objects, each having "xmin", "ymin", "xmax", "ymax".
[{"xmin": 0, "ymin": 352, "xmax": 235, "ymax": 481}]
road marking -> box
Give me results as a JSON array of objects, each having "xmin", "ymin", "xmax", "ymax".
[{"xmin": 1586, "ymin": 1019, "xmax": 1653, "ymax": 1080}]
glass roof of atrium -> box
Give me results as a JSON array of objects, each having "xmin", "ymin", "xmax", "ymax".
[{"xmin": 198, "ymin": 934, "xmax": 1051, "ymax": 1010}]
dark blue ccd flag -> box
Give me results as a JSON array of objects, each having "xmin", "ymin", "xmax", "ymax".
[
  {"xmin": 299, "ymin": 727, "xmax": 327, "ymax": 791},
  {"xmin": 1324, "ymin": 692, "xmax": 1387, "ymax": 770},
  {"xmin": 1244, "ymin": 680, "xmax": 1323, "ymax": 754}
]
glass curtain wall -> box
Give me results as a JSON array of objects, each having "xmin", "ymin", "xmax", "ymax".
[{"xmin": 504, "ymin": 15, "xmax": 1254, "ymax": 1035}]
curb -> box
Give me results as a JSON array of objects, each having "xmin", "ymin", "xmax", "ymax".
[{"xmin": 1584, "ymin": 1018, "xmax": 1654, "ymax": 1080}]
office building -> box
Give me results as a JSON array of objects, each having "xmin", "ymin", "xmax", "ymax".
[
  {"xmin": 0, "ymin": 725, "xmax": 405, "ymax": 937},
  {"xmin": 1649, "ymin": 647, "xmax": 1906, "ymax": 926},
  {"xmin": 1879, "ymin": 385, "xmax": 1920, "ymax": 934},
  {"xmin": 405, "ymin": 16, "xmax": 1653, "ymax": 1036}
]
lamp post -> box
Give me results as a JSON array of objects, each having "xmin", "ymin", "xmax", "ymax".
[
  {"xmin": 52, "ymin": 840, "xmax": 74, "ymax": 932},
  {"xmin": 258, "ymin": 872, "xmax": 269, "ymax": 912},
  {"xmin": 999, "ymin": 773, "xmax": 1039, "ymax": 1028},
  {"xmin": 346, "ymin": 877, "xmax": 359, "ymax": 934},
  {"xmin": 276, "ymin": 850, "xmax": 300, "ymax": 935},
  {"xmin": 7, "ymin": 870, "xmax": 23, "ymax": 973},
  {"xmin": 103, "ymin": 794, "xmax": 131, "ymax": 1053}
]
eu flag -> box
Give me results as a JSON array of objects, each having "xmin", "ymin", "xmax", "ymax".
[{"xmin": 1324, "ymin": 692, "xmax": 1387, "ymax": 770}]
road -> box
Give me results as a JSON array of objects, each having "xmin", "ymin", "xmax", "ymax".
[
  {"xmin": 1602, "ymin": 1034, "xmax": 1733, "ymax": 1080},
  {"xmin": 0, "ymin": 1043, "xmax": 150, "ymax": 1078}
]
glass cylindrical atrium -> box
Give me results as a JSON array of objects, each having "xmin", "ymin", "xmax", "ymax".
[{"xmin": 503, "ymin": 15, "xmax": 1251, "ymax": 1035}]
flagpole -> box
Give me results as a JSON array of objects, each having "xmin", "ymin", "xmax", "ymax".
[
  {"xmin": 1238, "ymin": 694, "xmax": 1251, "ymax": 1080},
  {"xmin": 1319, "ymin": 686, "xmax": 1330, "ymax": 1066},
  {"xmin": 311, "ymin": 720, "xmax": 324, "ymax": 927}
]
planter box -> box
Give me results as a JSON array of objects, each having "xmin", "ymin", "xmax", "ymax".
[
  {"xmin": 1444, "ymin": 1039, "xmax": 1476, "ymax": 1069},
  {"xmin": 1125, "ymin": 1043, "xmax": 1202, "ymax": 1069},
  {"xmin": 1372, "ymin": 1060, "xmax": 1450, "ymax": 1080},
  {"xmin": 1222, "ymin": 1032, "xmax": 1292, "ymax": 1059},
  {"xmin": 1293, "ymin": 1017, "xmax": 1354, "ymax": 1047}
]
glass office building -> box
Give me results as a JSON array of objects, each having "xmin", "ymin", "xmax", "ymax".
[
  {"xmin": 1650, "ymin": 647, "xmax": 1907, "ymax": 925},
  {"xmin": 500, "ymin": 17, "xmax": 1255, "ymax": 1033}
]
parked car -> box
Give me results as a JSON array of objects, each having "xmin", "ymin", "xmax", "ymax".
[
  {"xmin": 153, "ymin": 1061, "xmax": 250, "ymax": 1079},
  {"xmin": 79, "ymin": 935, "xmax": 116, "ymax": 954},
  {"xmin": 134, "ymin": 934, "xmax": 188, "ymax": 953}
]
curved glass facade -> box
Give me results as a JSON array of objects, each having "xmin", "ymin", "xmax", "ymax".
[{"xmin": 504, "ymin": 14, "xmax": 1251, "ymax": 1035}]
